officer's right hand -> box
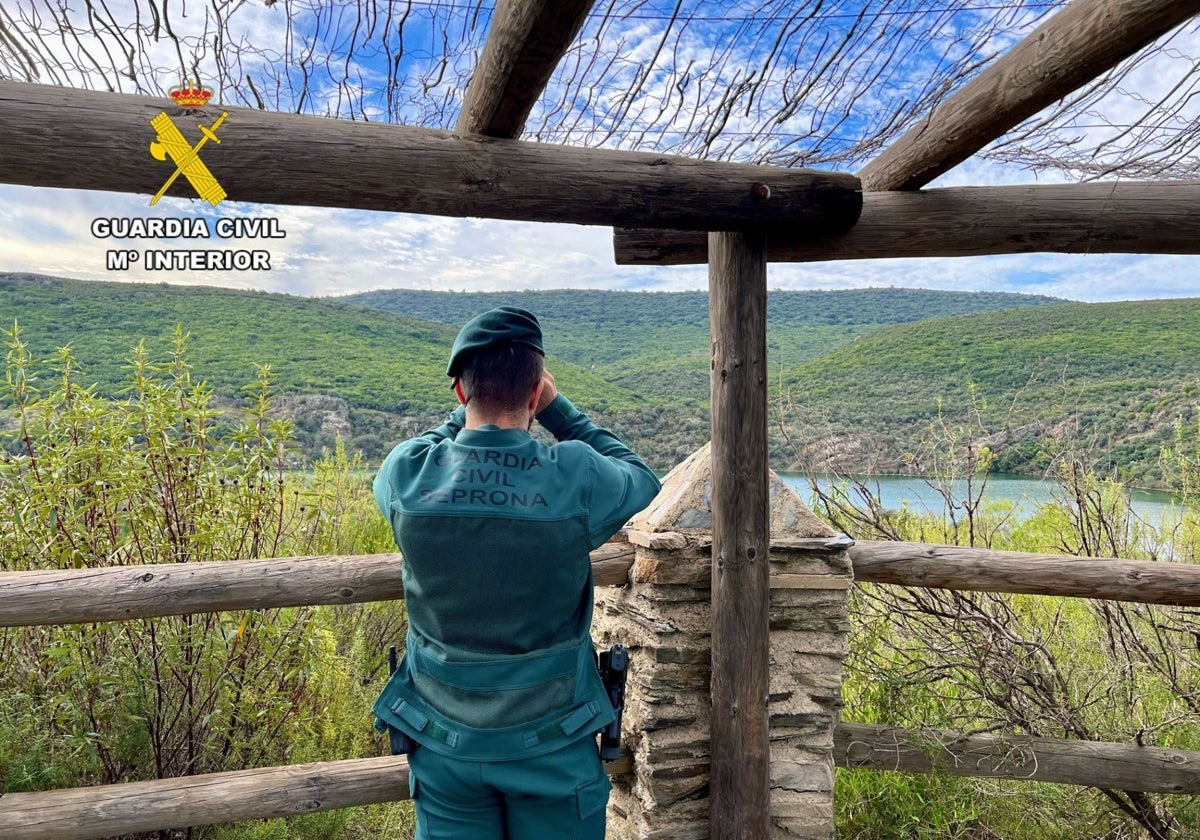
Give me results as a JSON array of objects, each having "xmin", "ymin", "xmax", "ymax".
[{"xmin": 536, "ymin": 369, "xmax": 558, "ymax": 414}]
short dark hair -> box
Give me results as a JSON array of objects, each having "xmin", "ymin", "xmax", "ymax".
[{"xmin": 459, "ymin": 343, "xmax": 544, "ymax": 413}]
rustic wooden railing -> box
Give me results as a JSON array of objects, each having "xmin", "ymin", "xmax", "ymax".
[
  {"xmin": 3, "ymin": 538, "xmax": 1200, "ymax": 839},
  {"xmin": 838, "ymin": 540, "xmax": 1200, "ymax": 799},
  {"xmin": 0, "ymin": 543, "xmax": 637, "ymax": 628}
]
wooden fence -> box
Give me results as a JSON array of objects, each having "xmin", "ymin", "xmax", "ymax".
[{"xmin": 2, "ymin": 538, "xmax": 1200, "ymax": 839}]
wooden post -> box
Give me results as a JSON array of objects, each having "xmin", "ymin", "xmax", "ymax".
[{"xmin": 708, "ymin": 230, "xmax": 771, "ymax": 839}]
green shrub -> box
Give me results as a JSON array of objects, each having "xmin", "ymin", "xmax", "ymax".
[
  {"xmin": 830, "ymin": 414, "xmax": 1200, "ymax": 839},
  {"xmin": 0, "ymin": 325, "xmax": 412, "ymax": 838}
]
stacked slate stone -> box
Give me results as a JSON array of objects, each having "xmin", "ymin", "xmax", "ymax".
[{"xmin": 593, "ymin": 443, "xmax": 853, "ymax": 840}]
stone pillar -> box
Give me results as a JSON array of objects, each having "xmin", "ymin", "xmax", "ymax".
[{"xmin": 594, "ymin": 444, "xmax": 853, "ymax": 839}]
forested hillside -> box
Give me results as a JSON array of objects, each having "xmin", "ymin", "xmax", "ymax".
[
  {"xmin": 342, "ymin": 288, "xmax": 1064, "ymax": 407},
  {"xmin": 14, "ymin": 275, "xmax": 1191, "ymax": 487},
  {"xmin": 4, "ymin": 277, "xmax": 1064, "ymax": 470},
  {"xmin": 0, "ymin": 275, "xmax": 652, "ymax": 462},
  {"xmin": 776, "ymin": 298, "xmax": 1200, "ymax": 487}
]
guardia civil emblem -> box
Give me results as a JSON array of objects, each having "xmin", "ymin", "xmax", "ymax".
[{"xmin": 148, "ymin": 80, "xmax": 229, "ymax": 206}]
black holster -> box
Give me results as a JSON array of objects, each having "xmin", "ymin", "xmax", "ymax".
[{"xmin": 597, "ymin": 643, "xmax": 629, "ymax": 762}]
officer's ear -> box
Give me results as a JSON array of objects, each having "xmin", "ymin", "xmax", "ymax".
[
  {"xmin": 453, "ymin": 379, "xmax": 469, "ymax": 406},
  {"xmin": 527, "ymin": 379, "xmax": 544, "ymax": 413}
]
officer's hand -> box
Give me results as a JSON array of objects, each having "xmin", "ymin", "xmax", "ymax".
[{"xmin": 535, "ymin": 369, "xmax": 557, "ymax": 414}]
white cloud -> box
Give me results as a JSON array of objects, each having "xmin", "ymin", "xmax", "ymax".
[{"xmin": 3, "ymin": 177, "xmax": 1199, "ymax": 303}]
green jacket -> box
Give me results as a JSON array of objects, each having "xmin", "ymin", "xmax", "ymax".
[{"xmin": 372, "ymin": 395, "xmax": 660, "ymax": 760}]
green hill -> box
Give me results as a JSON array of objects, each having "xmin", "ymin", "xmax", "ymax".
[
  {"xmin": 776, "ymin": 299, "xmax": 1200, "ymax": 486},
  {"xmin": 0, "ymin": 274, "xmax": 652, "ymax": 462},
  {"xmin": 15, "ymin": 276, "xmax": 1168, "ymax": 483},
  {"xmin": 339, "ymin": 288, "xmax": 1065, "ymax": 408}
]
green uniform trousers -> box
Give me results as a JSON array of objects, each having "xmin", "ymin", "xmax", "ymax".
[{"xmin": 407, "ymin": 736, "xmax": 611, "ymax": 840}]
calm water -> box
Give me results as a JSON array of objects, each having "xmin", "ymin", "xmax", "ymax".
[{"xmin": 780, "ymin": 473, "xmax": 1182, "ymax": 525}]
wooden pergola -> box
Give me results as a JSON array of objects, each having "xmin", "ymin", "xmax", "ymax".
[{"xmin": 2, "ymin": 1, "xmax": 1200, "ymax": 837}]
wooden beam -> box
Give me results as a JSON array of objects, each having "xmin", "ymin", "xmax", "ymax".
[
  {"xmin": 0, "ymin": 751, "xmax": 636, "ymax": 840},
  {"xmin": 0, "ymin": 756, "xmax": 412, "ymax": 840},
  {"xmin": 708, "ymin": 230, "xmax": 772, "ymax": 839},
  {"xmin": 603, "ymin": 538, "xmax": 1200, "ymax": 609},
  {"xmin": 456, "ymin": 0, "xmax": 594, "ymax": 138},
  {"xmin": 0, "ymin": 542, "xmax": 635, "ymax": 628},
  {"xmin": 0, "ymin": 80, "xmax": 861, "ymax": 234},
  {"xmin": 850, "ymin": 541, "xmax": 1200, "ymax": 607},
  {"xmin": 11, "ymin": 534, "xmax": 1195, "ymax": 630},
  {"xmin": 858, "ymin": 0, "xmax": 1200, "ymax": 191},
  {"xmin": 613, "ymin": 181, "xmax": 1200, "ymax": 264},
  {"xmin": 10, "ymin": 719, "xmax": 1195, "ymax": 840},
  {"xmin": 834, "ymin": 723, "xmax": 1200, "ymax": 794}
]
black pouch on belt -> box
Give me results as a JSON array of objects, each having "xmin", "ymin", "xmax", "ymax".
[{"xmin": 387, "ymin": 645, "xmax": 416, "ymax": 756}]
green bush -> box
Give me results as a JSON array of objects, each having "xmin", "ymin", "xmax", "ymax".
[
  {"xmin": 0, "ymin": 325, "xmax": 412, "ymax": 838},
  {"xmin": 827, "ymin": 408, "xmax": 1200, "ymax": 839}
]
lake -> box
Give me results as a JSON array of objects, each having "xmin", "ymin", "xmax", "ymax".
[{"xmin": 779, "ymin": 473, "xmax": 1183, "ymax": 525}]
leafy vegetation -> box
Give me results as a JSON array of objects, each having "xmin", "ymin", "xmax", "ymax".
[
  {"xmin": 800, "ymin": 407, "xmax": 1200, "ymax": 839},
  {"xmin": 12, "ymin": 274, "xmax": 1200, "ymax": 489},
  {"xmin": 6, "ymin": 320, "xmax": 1200, "ymax": 838},
  {"xmin": 2, "ymin": 275, "xmax": 1063, "ymax": 473},
  {"xmin": 0, "ymin": 328, "xmax": 413, "ymax": 838},
  {"xmin": 1, "ymin": 273, "xmax": 450, "ymax": 409}
]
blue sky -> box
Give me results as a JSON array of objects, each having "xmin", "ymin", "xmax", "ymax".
[{"xmin": 2, "ymin": 0, "xmax": 1198, "ymax": 303}]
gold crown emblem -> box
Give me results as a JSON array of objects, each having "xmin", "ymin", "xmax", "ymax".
[{"xmin": 169, "ymin": 80, "xmax": 213, "ymax": 108}]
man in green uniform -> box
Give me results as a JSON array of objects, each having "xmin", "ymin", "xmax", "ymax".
[{"xmin": 372, "ymin": 306, "xmax": 661, "ymax": 839}]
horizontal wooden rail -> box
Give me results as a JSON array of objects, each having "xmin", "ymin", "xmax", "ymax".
[
  {"xmin": 0, "ymin": 542, "xmax": 635, "ymax": 628},
  {"xmin": 7, "ymin": 720, "xmax": 1192, "ymax": 840},
  {"xmin": 0, "ymin": 755, "xmax": 412, "ymax": 840},
  {"xmin": 0, "ymin": 750, "xmax": 634, "ymax": 840},
  {"xmin": 612, "ymin": 182, "xmax": 1200, "ymax": 264},
  {"xmin": 6, "ymin": 537, "xmax": 1197, "ymax": 628},
  {"xmin": 834, "ymin": 723, "xmax": 1200, "ymax": 794},
  {"xmin": 0, "ymin": 80, "xmax": 861, "ymax": 234},
  {"xmin": 850, "ymin": 541, "xmax": 1200, "ymax": 607}
]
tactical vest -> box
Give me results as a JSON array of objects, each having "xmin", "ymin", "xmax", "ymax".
[{"xmin": 373, "ymin": 628, "xmax": 614, "ymax": 761}]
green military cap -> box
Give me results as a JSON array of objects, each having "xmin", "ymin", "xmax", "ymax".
[{"xmin": 446, "ymin": 306, "xmax": 545, "ymax": 377}]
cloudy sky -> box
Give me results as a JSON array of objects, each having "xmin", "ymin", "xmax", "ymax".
[{"xmin": 2, "ymin": 0, "xmax": 1199, "ymax": 304}]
